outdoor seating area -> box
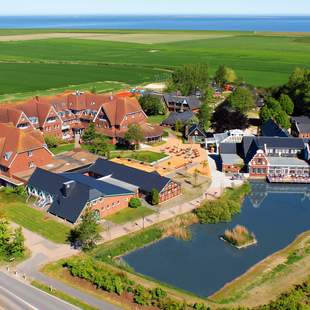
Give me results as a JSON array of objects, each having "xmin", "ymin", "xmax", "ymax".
[{"xmin": 160, "ymin": 145, "xmax": 201, "ymax": 163}]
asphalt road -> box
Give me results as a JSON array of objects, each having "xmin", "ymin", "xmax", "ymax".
[{"xmin": 0, "ymin": 272, "xmax": 79, "ymax": 310}]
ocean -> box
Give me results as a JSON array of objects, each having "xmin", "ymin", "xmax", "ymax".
[{"xmin": 0, "ymin": 15, "xmax": 310, "ymax": 32}]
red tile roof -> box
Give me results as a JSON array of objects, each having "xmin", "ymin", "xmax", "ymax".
[{"xmin": 0, "ymin": 123, "xmax": 46, "ymax": 167}]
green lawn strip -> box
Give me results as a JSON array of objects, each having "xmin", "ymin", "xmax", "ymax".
[
  {"xmin": 51, "ymin": 143, "xmax": 75, "ymax": 155},
  {"xmin": 0, "ymin": 81, "xmax": 127, "ymax": 103},
  {"xmin": 105, "ymin": 206, "xmax": 154, "ymax": 224},
  {"xmin": 0, "ymin": 192, "xmax": 70, "ymax": 244},
  {"xmin": 31, "ymin": 280, "xmax": 98, "ymax": 310},
  {"xmin": 211, "ymin": 232, "xmax": 310, "ymax": 305},
  {"xmin": 147, "ymin": 114, "xmax": 167, "ymax": 124},
  {"xmin": 110, "ymin": 150, "xmax": 167, "ymax": 163}
]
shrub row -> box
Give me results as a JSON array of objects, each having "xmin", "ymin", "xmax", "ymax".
[
  {"xmin": 65, "ymin": 257, "xmax": 208, "ymax": 310},
  {"xmin": 195, "ymin": 183, "xmax": 251, "ymax": 224}
]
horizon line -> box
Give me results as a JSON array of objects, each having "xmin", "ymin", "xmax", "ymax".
[{"xmin": 1, "ymin": 13, "xmax": 310, "ymax": 17}]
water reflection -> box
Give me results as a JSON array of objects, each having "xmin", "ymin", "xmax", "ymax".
[{"xmin": 124, "ymin": 182, "xmax": 310, "ymax": 297}]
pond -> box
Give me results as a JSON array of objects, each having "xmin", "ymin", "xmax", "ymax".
[{"xmin": 124, "ymin": 182, "xmax": 310, "ymax": 297}]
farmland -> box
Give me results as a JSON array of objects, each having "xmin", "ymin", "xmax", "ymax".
[{"xmin": 0, "ymin": 30, "xmax": 309, "ymax": 98}]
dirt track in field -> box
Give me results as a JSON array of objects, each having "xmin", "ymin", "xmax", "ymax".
[{"xmin": 0, "ymin": 32, "xmax": 233, "ymax": 44}]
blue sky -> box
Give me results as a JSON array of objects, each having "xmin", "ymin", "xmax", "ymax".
[{"xmin": 1, "ymin": 0, "xmax": 310, "ymax": 16}]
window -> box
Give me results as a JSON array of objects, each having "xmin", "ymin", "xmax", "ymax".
[
  {"xmin": 28, "ymin": 161, "xmax": 35, "ymax": 168},
  {"xmin": 28, "ymin": 150, "xmax": 33, "ymax": 157}
]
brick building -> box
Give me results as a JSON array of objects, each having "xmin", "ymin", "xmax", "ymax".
[
  {"xmin": 27, "ymin": 168, "xmax": 137, "ymax": 223},
  {"xmin": 0, "ymin": 91, "xmax": 163, "ymax": 144},
  {"xmin": 291, "ymin": 116, "xmax": 310, "ymax": 138},
  {"xmin": 88, "ymin": 159, "xmax": 182, "ymax": 203},
  {"xmin": 0, "ymin": 123, "xmax": 53, "ymax": 186}
]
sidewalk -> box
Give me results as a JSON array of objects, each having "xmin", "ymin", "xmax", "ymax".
[
  {"xmin": 101, "ymin": 155, "xmax": 243, "ymax": 242},
  {"xmin": 12, "ymin": 227, "xmax": 121, "ymax": 310}
]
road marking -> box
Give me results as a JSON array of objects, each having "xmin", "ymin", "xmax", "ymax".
[{"xmin": 0, "ymin": 286, "xmax": 38, "ymax": 310}]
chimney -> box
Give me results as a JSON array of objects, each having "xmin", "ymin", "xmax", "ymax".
[{"xmin": 62, "ymin": 180, "xmax": 76, "ymax": 198}]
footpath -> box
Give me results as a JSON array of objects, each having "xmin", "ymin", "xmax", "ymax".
[{"xmin": 3, "ymin": 155, "xmax": 242, "ymax": 310}]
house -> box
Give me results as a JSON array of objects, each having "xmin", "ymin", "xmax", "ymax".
[
  {"xmin": 88, "ymin": 159, "xmax": 181, "ymax": 203},
  {"xmin": 163, "ymin": 93, "xmax": 201, "ymax": 113},
  {"xmin": 261, "ymin": 119, "xmax": 290, "ymax": 137},
  {"xmin": 291, "ymin": 116, "xmax": 310, "ymax": 138},
  {"xmin": 245, "ymin": 136, "xmax": 310, "ymax": 182},
  {"xmin": 0, "ymin": 91, "xmax": 163, "ymax": 145},
  {"xmin": 206, "ymin": 129, "xmax": 248, "ymax": 154},
  {"xmin": 219, "ymin": 142, "xmax": 244, "ymax": 173},
  {"xmin": 27, "ymin": 168, "xmax": 137, "ymax": 223},
  {"xmin": 161, "ymin": 111, "xmax": 195, "ymax": 128},
  {"xmin": 0, "ymin": 123, "xmax": 53, "ymax": 186},
  {"xmin": 185, "ymin": 124, "xmax": 206, "ymax": 144}
]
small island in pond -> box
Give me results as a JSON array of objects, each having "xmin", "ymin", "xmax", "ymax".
[{"xmin": 221, "ymin": 225, "xmax": 257, "ymax": 249}]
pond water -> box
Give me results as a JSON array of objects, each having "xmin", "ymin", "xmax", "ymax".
[{"xmin": 124, "ymin": 182, "xmax": 310, "ymax": 297}]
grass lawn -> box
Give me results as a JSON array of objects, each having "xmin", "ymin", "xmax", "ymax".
[
  {"xmin": 50, "ymin": 143, "xmax": 75, "ymax": 155},
  {"xmin": 31, "ymin": 281, "xmax": 98, "ymax": 310},
  {"xmin": 147, "ymin": 114, "xmax": 167, "ymax": 124},
  {"xmin": 0, "ymin": 192, "xmax": 70, "ymax": 244},
  {"xmin": 105, "ymin": 206, "xmax": 155, "ymax": 224},
  {"xmin": 110, "ymin": 150, "xmax": 167, "ymax": 163}
]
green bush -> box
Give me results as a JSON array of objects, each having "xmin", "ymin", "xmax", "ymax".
[
  {"xmin": 129, "ymin": 197, "xmax": 142, "ymax": 208},
  {"xmin": 64, "ymin": 257, "xmax": 197, "ymax": 309},
  {"xmin": 162, "ymin": 130, "xmax": 169, "ymax": 138},
  {"xmin": 195, "ymin": 183, "xmax": 250, "ymax": 224},
  {"xmin": 44, "ymin": 134, "xmax": 62, "ymax": 149},
  {"xmin": 150, "ymin": 188, "xmax": 160, "ymax": 205}
]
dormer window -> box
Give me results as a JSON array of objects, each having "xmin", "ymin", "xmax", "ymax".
[
  {"xmin": 4, "ymin": 152, "xmax": 12, "ymax": 161},
  {"xmin": 28, "ymin": 150, "xmax": 33, "ymax": 157}
]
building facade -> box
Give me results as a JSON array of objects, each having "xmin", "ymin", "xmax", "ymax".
[{"xmin": 0, "ymin": 91, "xmax": 163, "ymax": 144}]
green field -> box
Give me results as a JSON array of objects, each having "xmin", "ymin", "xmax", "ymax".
[{"xmin": 0, "ymin": 30, "xmax": 309, "ymax": 98}]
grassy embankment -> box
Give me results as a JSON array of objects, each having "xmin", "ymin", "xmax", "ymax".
[
  {"xmin": 31, "ymin": 280, "xmax": 98, "ymax": 310},
  {"xmin": 210, "ymin": 231, "xmax": 310, "ymax": 308},
  {"xmin": 0, "ymin": 191, "xmax": 70, "ymax": 243},
  {"xmin": 0, "ymin": 31, "xmax": 309, "ymax": 101}
]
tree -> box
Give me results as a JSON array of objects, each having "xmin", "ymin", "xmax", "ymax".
[
  {"xmin": 259, "ymin": 106, "xmax": 273, "ymax": 123},
  {"xmin": 279, "ymin": 94, "xmax": 294, "ymax": 115},
  {"xmin": 44, "ymin": 134, "xmax": 61, "ymax": 149},
  {"xmin": 82, "ymin": 122, "xmax": 97, "ymax": 144},
  {"xmin": 0, "ymin": 214, "xmax": 25, "ymax": 260},
  {"xmin": 90, "ymin": 134, "xmax": 112, "ymax": 158},
  {"xmin": 274, "ymin": 110, "xmax": 291, "ymax": 129},
  {"xmin": 139, "ymin": 95, "xmax": 165, "ymax": 116},
  {"xmin": 276, "ymin": 67, "xmax": 310, "ymax": 116},
  {"xmin": 69, "ymin": 209, "xmax": 101, "ymax": 251},
  {"xmin": 198, "ymin": 102, "xmax": 211, "ymax": 131},
  {"xmin": 260, "ymin": 96, "xmax": 292, "ymax": 128},
  {"xmin": 124, "ymin": 124, "xmax": 145, "ymax": 150},
  {"xmin": 129, "ymin": 197, "xmax": 142, "ymax": 208},
  {"xmin": 8, "ymin": 227, "xmax": 25, "ymax": 258},
  {"xmin": 214, "ymin": 65, "xmax": 237, "ymax": 87},
  {"xmin": 211, "ymin": 104, "xmax": 248, "ymax": 132},
  {"xmin": 175, "ymin": 119, "xmax": 183, "ymax": 133},
  {"xmin": 150, "ymin": 188, "xmax": 160, "ymax": 205},
  {"xmin": 167, "ymin": 63, "xmax": 209, "ymax": 96},
  {"xmin": 228, "ymin": 87, "xmax": 255, "ymax": 113}
]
